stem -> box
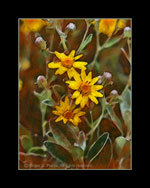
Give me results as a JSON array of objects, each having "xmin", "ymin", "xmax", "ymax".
[
  {"xmin": 86, "ymin": 98, "xmax": 105, "ymax": 137},
  {"xmin": 88, "ymin": 20, "xmax": 101, "ymax": 69},
  {"xmin": 76, "ymin": 21, "xmax": 90, "ymax": 55},
  {"xmin": 60, "ymin": 37, "xmax": 68, "ymax": 52},
  {"xmin": 121, "ymin": 72, "xmax": 131, "ymax": 97}
]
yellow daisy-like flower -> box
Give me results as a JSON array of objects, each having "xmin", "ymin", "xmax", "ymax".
[
  {"xmin": 66, "ymin": 70, "xmax": 103, "ymax": 108},
  {"xmin": 20, "ymin": 19, "xmax": 50, "ymax": 34},
  {"xmin": 99, "ymin": 19, "xmax": 127, "ymax": 37},
  {"xmin": 48, "ymin": 50, "xmax": 87, "ymax": 79},
  {"xmin": 52, "ymin": 96, "xmax": 86, "ymax": 126},
  {"xmin": 19, "ymin": 79, "xmax": 23, "ymax": 91}
]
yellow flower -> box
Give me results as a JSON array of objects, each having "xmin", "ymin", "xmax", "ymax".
[
  {"xmin": 19, "ymin": 79, "xmax": 23, "ymax": 91},
  {"xmin": 52, "ymin": 96, "xmax": 86, "ymax": 126},
  {"xmin": 66, "ymin": 70, "xmax": 103, "ymax": 108},
  {"xmin": 99, "ymin": 19, "xmax": 127, "ymax": 37},
  {"xmin": 20, "ymin": 19, "xmax": 50, "ymax": 34},
  {"xmin": 20, "ymin": 58, "xmax": 31, "ymax": 71},
  {"xmin": 48, "ymin": 50, "xmax": 87, "ymax": 79}
]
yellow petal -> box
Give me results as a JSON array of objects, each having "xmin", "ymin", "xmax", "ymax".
[
  {"xmin": 68, "ymin": 50, "xmax": 75, "ymax": 58},
  {"xmin": 74, "ymin": 54, "xmax": 83, "ymax": 60},
  {"xmin": 73, "ymin": 61, "xmax": 87, "ymax": 70},
  {"xmin": 66, "ymin": 81, "xmax": 80, "ymax": 90},
  {"xmin": 73, "ymin": 115, "xmax": 81, "ymax": 124},
  {"xmin": 63, "ymin": 117, "xmax": 68, "ymax": 124},
  {"xmin": 67, "ymin": 67, "xmax": 79, "ymax": 80},
  {"xmin": 48, "ymin": 62, "xmax": 61, "ymax": 69},
  {"xmin": 65, "ymin": 96, "xmax": 70, "ymax": 106},
  {"xmin": 72, "ymin": 91, "xmax": 80, "ymax": 99},
  {"xmin": 88, "ymin": 95, "xmax": 98, "ymax": 104},
  {"xmin": 73, "ymin": 69, "xmax": 81, "ymax": 84},
  {"xmin": 76, "ymin": 111, "xmax": 86, "ymax": 117},
  {"xmin": 99, "ymin": 19, "xmax": 117, "ymax": 37},
  {"xmin": 75, "ymin": 94, "xmax": 82, "ymax": 105},
  {"xmin": 55, "ymin": 66, "xmax": 68, "ymax": 75},
  {"xmin": 54, "ymin": 51, "xmax": 67, "ymax": 61},
  {"xmin": 92, "ymin": 90, "xmax": 104, "ymax": 97},
  {"xmin": 93, "ymin": 85, "xmax": 103, "ymax": 90},
  {"xmin": 55, "ymin": 115, "xmax": 64, "ymax": 122},
  {"xmin": 52, "ymin": 110, "xmax": 61, "ymax": 116},
  {"xmin": 81, "ymin": 69, "xmax": 87, "ymax": 81},
  {"xmin": 90, "ymin": 77, "xmax": 99, "ymax": 85},
  {"xmin": 85, "ymin": 72, "xmax": 92, "ymax": 82},
  {"xmin": 80, "ymin": 95, "xmax": 88, "ymax": 108},
  {"xmin": 73, "ymin": 107, "xmax": 82, "ymax": 114},
  {"xmin": 118, "ymin": 19, "xmax": 127, "ymax": 29}
]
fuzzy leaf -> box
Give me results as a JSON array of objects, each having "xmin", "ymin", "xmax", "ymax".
[
  {"xmin": 120, "ymin": 89, "xmax": 131, "ymax": 131},
  {"xmin": 49, "ymin": 123, "xmax": 72, "ymax": 151},
  {"xmin": 21, "ymin": 135, "xmax": 33, "ymax": 152},
  {"xmin": 103, "ymin": 37, "xmax": 121, "ymax": 49},
  {"xmin": 74, "ymin": 131, "xmax": 86, "ymax": 151},
  {"xmin": 42, "ymin": 99, "xmax": 54, "ymax": 106},
  {"xmin": 120, "ymin": 89, "xmax": 131, "ymax": 117},
  {"xmin": 79, "ymin": 33, "xmax": 93, "ymax": 52},
  {"xmin": 44, "ymin": 141, "xmax": 74, "ymax": 165},
  {"xmin": 28, "ymin": 146, "xmax": 47, "ymax": 157},
  {"xmin": 86, "ymin": 132, "xmax": 109, "ymax": 162}
]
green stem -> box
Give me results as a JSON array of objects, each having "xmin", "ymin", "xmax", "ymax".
[
  {"xmin": 86, "ymin": 98, "xmax": 105, "ymax": 137},
  {"xmin": 121, "ymin": 72, "xmax": 131, "ymax": 97},
  {"xmin": 60, "ymin": 37, "xmax": 68, "ymax": 52},
  {"xmin": 76, "ymin": 21, "xmax": 90, "ymax": 55}
]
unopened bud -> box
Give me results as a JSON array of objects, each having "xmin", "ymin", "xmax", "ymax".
[
  {"xmin": 97, "ymin": 75, "xmax": 102, "ymax": 84},
  {"xmin": 35, "ymin": 37, "xmax": 46, "ymax": 50},
  {"xmin": 123, "ymin": 27, "xmax": 131, "ymax": 38},
  {"xmin": 66, "ymin": 23, "xmax": 76, "ymax": 31},
  {"xmin": 36, "ymin": 75, "xmax": 47, "ymax": 88},
  {"xmin": 110, "ymin": 90, "xmax": 118, "ymax": 96},
  {"xmin": 103, "ymin": 72, "xmax": 112, "ymax": 80}
]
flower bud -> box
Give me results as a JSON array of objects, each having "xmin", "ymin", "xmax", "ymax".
[
  {"xmin": 36, "ymin": 75, "xmax": 47, "ymax": 88},
  {"xmin": 35, "ymin": 37, "xmax": 46, "ymax": 50},
  {"xmin": 123, "ymin": 27, "xmax": 131, "ymax": 38},
  {"xmin": 97, "ymin": 75, "xmax": 102, "ymax": 84},
  {"xmin": 66, "ymin": 23, "xmax": 76, "ymax": 31},
  {"xmin": 110, "ymin": 89, "xmax": 118, "ymax": 96},
  {"xmin": 103, "ymin": 72, "xmax": 112, "ymax": 80}
]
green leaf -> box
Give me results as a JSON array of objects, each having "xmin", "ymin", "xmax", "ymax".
[
  {"xmin": 44, "ymin": 141, "xmax": 74, "ymax": 165},
  {"xmin": 74, "ymin": 131, "xmax": 86, "ymax": 151},
  {"xmin": 120, "ymin": 89, "xmax": 131, "ymax": 131},
  {"xmin": 58, "ymin": 124, "xmax": 78, "ymax": 145},
  {"xmin": 42, "ymin": 99, "xmax": 54, "ymax": 106},
  {"xmin": 86, "ymin": 132, "xmax": 109, "ymax": 162},
  {"xmin": 103, "ymin": 37, "xmax": 121, "ymax": 49},
  {"xmin": 72, "ymin": 146, "xmax": 84, "ymax": 160},
  {"xmin": 49, "ymin": 123, "xmax": 72, "ymax": 151},
  {"xmin": 120, "ymin": 89, "xmax": 131, "ymax": 117},
  {"xmin": 115, "ymin": 136, "xmax": 127, "ymax": 155},
  {"xmin": 79, "ymin": 33, "xmax": 93, "ymax": 52},
  {"xmin": 21, "ymin": 135, "xmax": 33, "ymax": 152},
  {"xmin": 28, "ymin": 146, "xmax": 47, "ymax": 157},
  {"xmin": 115, "ymin": 136, "xmax": 130, "ymax": 159}
]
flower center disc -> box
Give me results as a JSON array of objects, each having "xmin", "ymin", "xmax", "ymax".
[
  {"xmin": 62, "ymin": 58, "xmax": 74, "ymax": 68},
  {"xmin": 64, "ymin": 110, "xmax": 73, "ymax": 119},
  {"xmin": 80, "ymin": 82, "xmax": 91, "ymax": 94}
]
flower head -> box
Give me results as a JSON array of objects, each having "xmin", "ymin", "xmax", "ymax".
[
  {"xmin": 99, "ymin": 19, "xmax": 127, "ymax": 37},
  {"xmin": 66, "ymin": 70, "xmax": 103, "ymax": 108},
  {"xmin": 52, "ymin": 96, "xmax": 86, "ymax": 126},
  {"xmin": 48, "ymin": 50, "xmax": 87, "ymax": 79},
  {"xmin": 20, "ymin": 19, "xmax": 50, "ymax": 34}
]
